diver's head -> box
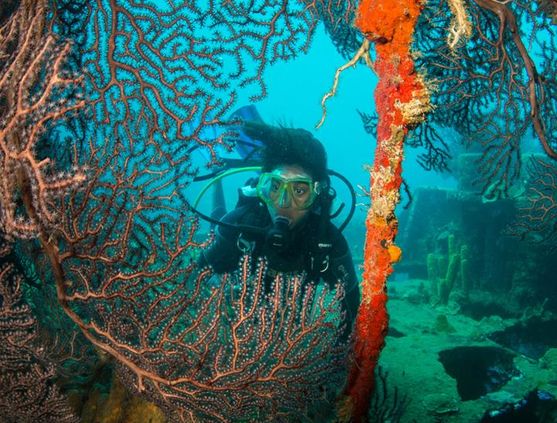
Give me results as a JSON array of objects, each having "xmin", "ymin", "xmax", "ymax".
[
  {"xmin": 244, "ymin": 122, "xmax": 329, "ymax": 228},
  {"xmin": 257, "ymin": 164, "xmax": 322, "ymax": 227}
]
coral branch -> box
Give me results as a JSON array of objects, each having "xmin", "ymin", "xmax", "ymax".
[
  {"xmin": 340, "ymin": 1, "xmax": 431, "ymax": 421},
  {"xmin": 0, "ymin": 241, "xmax": 78, "ymax": 422},
  {"xmin": 415, "ymin": 0, "xmax": 557, "ymax": 199},
  {"xmin": 508, "ymin": 157, "xmax": 557, "ymax": 250},
  {"xmin": 474, "ymin": 0, "xmax": 556, "ymax": 159},
  {"xmin": 447, "ymin": 0, "xmax": 473, "ymax": 49},
  {"xmin": 0, "ymin": 0, "xmax": 85, "ymax": 239},
  {"xmin": 316, "ymin": 39, "xmax": 374, "ymax": 129},
  {"xmin": 57, "ymin": 248, "xmax": 347, "ymax": 420}
]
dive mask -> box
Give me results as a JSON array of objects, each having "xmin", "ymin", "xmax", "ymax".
[{"xmin": 256, "ymin": 168, "xmax": 321, "ymax": 210}]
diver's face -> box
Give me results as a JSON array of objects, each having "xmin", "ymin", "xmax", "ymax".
[{"xmin": 266, "ymin": 165, "xmax": 313, "ymax": 228}]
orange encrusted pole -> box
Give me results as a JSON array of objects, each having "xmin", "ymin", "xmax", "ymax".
[{"xmin": 339, "ymin": 1, "xmax": 431, "ymax": 421}]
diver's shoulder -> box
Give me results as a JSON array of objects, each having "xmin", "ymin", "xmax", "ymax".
[{"xmin": 306, "ymin": 212, "xmax": 345, "ymax": 238}]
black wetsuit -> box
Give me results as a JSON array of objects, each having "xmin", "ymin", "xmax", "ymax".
[{"xmin": 198, "ymin": 198, "xmax": 360, "ymax": 339}]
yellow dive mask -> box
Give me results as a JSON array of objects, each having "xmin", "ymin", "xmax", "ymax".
[{"xmin": 256, "ymin": 168, "xmax": 321, "ymax": 210}]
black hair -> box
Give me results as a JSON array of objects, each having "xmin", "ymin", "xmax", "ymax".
[{"xmin": 242, "ymin": 121, "xmax": 329, "ymax": 184}]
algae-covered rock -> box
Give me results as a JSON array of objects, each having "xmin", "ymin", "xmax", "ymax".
[
  {"xmin": 421, "ymin": 393, "xmax": 460, "ymax": 418},
  {"xmin": 81, "ymin": 375, "xmax": 166, "ymax": 423},
  {"xmin": 540, "ymin": 348, "xmax": 557, "ymax": 374},
  {"xmin": 434, "ymin": 314, "xmax": 456, "ymax": 333}
]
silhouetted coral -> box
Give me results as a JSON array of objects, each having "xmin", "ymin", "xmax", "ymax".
[
  {"xmin": 414, "ymin": 0, "xmax": 557, "ymax": 198},
  {"xmin": 369, "ymin": 366, "xmax": 410, "ymax": 423},
  {"xmin": 508, "ymin": 156, "xmax": 557, "ymax": 252},
  {"xmin": 0, "ymin": 241, "xmax": 78, "ymax": 423}
]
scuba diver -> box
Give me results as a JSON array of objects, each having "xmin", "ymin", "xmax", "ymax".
[{"xmin": 195, "ymin": 116, "xmax": 360, "ymax": 341}]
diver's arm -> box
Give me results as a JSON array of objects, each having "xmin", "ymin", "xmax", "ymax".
[
  {"xmin": 330, "ymin": 250, "xmax": 360, "ymax": 328},
  {"xmin": 198, "ymin": 208, "xmax": 244, "ymax": 273},
  {"xmin": 324, "ymin": 231, "xmax": 360, "ymax": 340}
]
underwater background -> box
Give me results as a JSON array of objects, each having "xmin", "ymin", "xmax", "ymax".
[
  {"xmin": 1, "ymin": 1, "xmax": 557, "ymax": 422},
  {"xmin": 220, "ymin": 13, "xmax": 557, "ymax": 423}
]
